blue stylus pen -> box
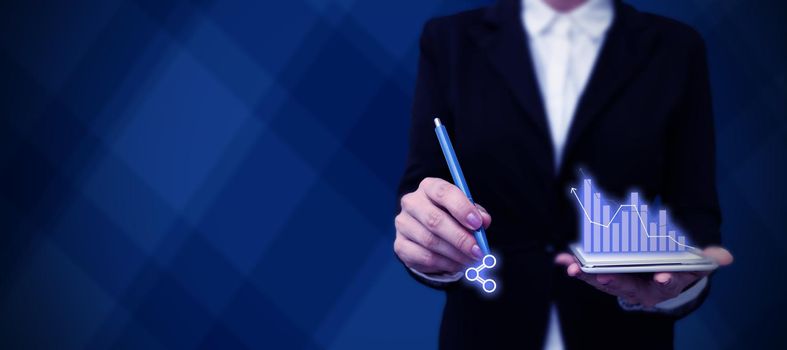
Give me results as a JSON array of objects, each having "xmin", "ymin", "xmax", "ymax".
[{"xmin": 433, "ymin": 118, "xmax": 491, "ymax": 255}]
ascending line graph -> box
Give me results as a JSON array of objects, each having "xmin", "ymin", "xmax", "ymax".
[{"xmin": 571, "ymin": 178, "xmax": 699, "ymax": 253}]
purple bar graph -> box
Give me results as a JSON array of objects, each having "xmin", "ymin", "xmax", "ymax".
[
  {"xmin": 583, "ymin": 180, "xmax": 592, "ymax": 252},
  {"xmin": 621, "ymin": 211, "xmax": 629, "ymax": 252},
  {"xmin": 612, "ymin": 223, "xmax": 619, "ymax": 252},
  {"xmin": 602, "ymin": 205, "xmax": 610, "ymax": 252},
  {"xmin": 640, "ymin": 205, "xmax": 649, "ymax": 252},
  {"xmin": 630, "ymin": 193, "xmax": 639, "ymax": 252},
  {"xmin": 647, "ymin": 208, "xmax": 657, "ymax": 252},
  {"xmin": 659, "ymin": 210, "xmax": 667, "ymax": 252},
  {"xmin": 649, "ymin": 222, "xmax": 657, "ymax": 251},
  {"xmin": 593, "ymin": 193, "xmax": 601, "ymax": 252},
  {"xmin": 573, "ymin": 178, "xmax": 694, "ymax": 254}
]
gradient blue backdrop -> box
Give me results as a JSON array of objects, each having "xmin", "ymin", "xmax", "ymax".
[{"xmin": 1, "ymin": 0, "xmax": 785, "ymax": 348}]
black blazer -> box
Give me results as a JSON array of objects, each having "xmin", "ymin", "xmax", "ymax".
[{"xmin": 396, "ymin": 0, "xmax": 721, "ymax": 349}]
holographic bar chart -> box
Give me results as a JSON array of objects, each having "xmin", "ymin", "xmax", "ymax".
[{"xmin": 573, "ymin": 179, "xmax": 691, "ymax": 253}]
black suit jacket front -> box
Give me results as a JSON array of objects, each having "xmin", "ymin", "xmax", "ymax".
[{"xmin": 396, "ymin": 0, "xmax": 722, "ymax": 349}]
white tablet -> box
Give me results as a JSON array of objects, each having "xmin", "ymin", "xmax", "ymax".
[{"xmin": 569, "ymin": 243, "xmax": 718, "ymax": 274}]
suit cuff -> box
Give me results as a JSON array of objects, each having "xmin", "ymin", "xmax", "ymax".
[
  {"xmin": 409, "ymin": 267, "xmax": 463, "ymax": 283},
  {"xmin": 618, "ymin": 277, "xmax": 708, "ymax": 312}
]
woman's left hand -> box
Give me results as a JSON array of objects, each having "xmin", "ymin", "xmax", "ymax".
[{"xmin": 554, "ymin": 247, "xmax": 733, "ymax": 307}]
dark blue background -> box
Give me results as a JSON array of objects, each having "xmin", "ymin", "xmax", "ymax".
[{"xmin": 1, "ymin": 0, "xmax": 785, "ymax": 348}]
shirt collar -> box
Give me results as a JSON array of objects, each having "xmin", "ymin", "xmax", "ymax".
[{"xmin": 523, "ymin": 0, "xmax": 614, "ymax": 40}]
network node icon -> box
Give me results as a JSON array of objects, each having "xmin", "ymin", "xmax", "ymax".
[{"xmin": 465, "ymin": 254, "xmax": 497, "ymax": 293}]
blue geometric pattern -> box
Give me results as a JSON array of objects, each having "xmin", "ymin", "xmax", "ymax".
[{"xmin": 0, "ymin": 0, "xmax": 784, "ymax": 348}]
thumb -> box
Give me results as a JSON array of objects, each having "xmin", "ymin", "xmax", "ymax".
[{"xmin": 703, "ymin": 246, "xmax": 734, "ymax": 266}]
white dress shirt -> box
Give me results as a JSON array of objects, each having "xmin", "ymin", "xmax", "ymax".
[
  {"xmin": 525, "ymin": 0, "xmax": 611, "ymax": 165},
  {"xmin": 411, "ymin": 1, "xmax": 708, "ymax": 348}
]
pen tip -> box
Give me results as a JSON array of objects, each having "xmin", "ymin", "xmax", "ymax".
[{"xmin": 434, "ymin": 118, "xmax": 441, "ymax": 127}]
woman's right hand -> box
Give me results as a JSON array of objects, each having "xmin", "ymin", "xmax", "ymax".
[{"xmin": 393, "ymin": 177, "xmax": 492, "ymax": 274}]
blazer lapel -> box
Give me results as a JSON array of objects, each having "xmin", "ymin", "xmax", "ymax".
[
  {"xmin": 562, "ymin": 2, "xmax": 653, "ymax": 165},
  {"xmin": 469, "ymin": 0, "xmax": 555, "ymax": 176}
]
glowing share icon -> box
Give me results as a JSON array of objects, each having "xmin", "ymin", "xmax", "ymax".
[{"xmin": 465, "ymin": 254, "xmax": 497, "ymax": 293}]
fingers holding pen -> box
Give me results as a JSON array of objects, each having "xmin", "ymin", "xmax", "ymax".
[
  {"xmin": 394, "ymin": 213, "xmax": 476, "ymax": 266},
  {"xmin": 401, "ymin": 185, "xmax": 483, "ymax": 260},
  {"xmin": 421, "ymin": 177, "xmax": 484, "ymax": 230},
  {"xmin": 394, "ymin": 235, "xmax": 464, "ymax": 274}
]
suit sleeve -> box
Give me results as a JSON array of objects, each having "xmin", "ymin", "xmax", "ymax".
[
  {"xmin": 660, "ymin": 32, "xmax": 720, "ymax": 318},
  {"xmin": 394, "ymin": 20, "xmax": 457, "ymax": 290}
]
